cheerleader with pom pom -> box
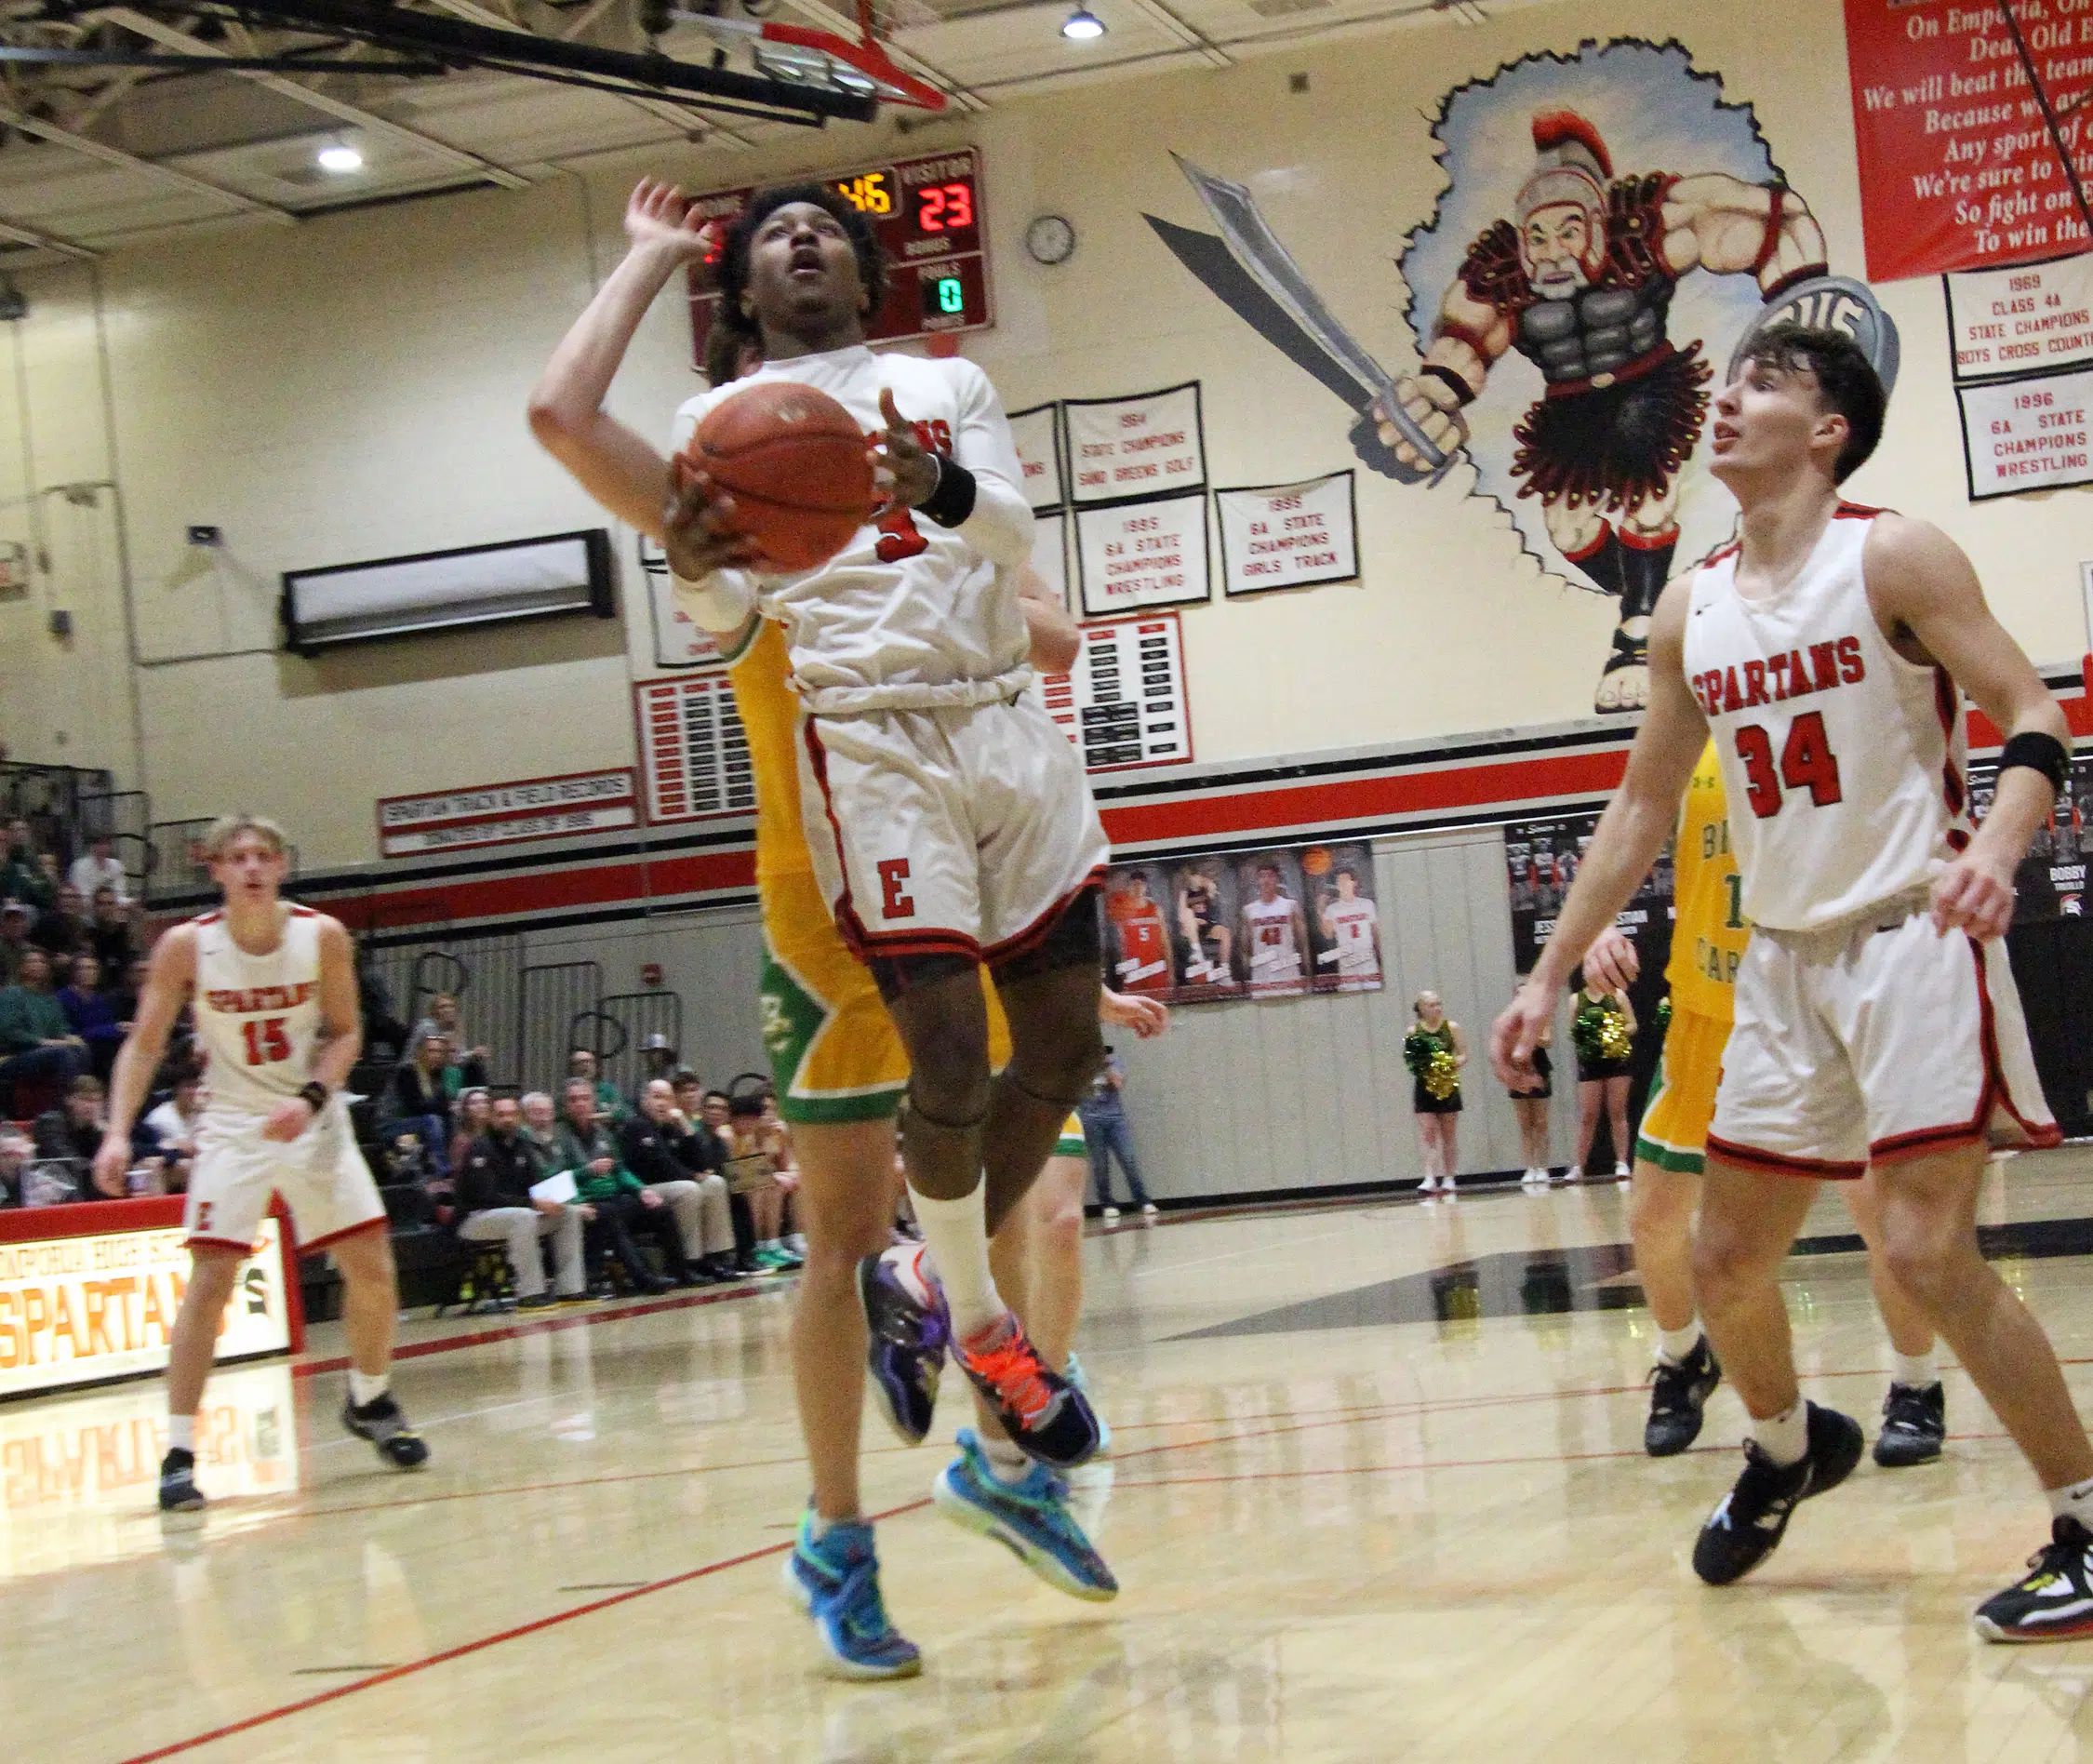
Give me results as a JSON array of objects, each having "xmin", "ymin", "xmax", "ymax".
[
  {"xmin": 1568, "ymin": 979, "xmax": 1636, "ymax": 1183},
  {"xmin": 1404, "ymin": 992, "xmax": 1467, "ymax": 1196}
]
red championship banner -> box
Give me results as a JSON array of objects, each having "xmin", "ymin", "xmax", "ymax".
[{"xmin": 1843, "ymin": 0, "xmax": 2093, "ymax": 281}]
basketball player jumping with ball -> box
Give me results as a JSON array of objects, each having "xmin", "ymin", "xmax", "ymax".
[{"xmin": 1493, "ymin": 322, "xmax": 2093, "ymax": 1640}]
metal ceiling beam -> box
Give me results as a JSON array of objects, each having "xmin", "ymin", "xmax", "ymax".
[
  {"xmin": 0, "ymin": 214, "xmax": 98, "ymax": 258},
  {"xmin": 93, "ymin": 7, "xmax": 535, "ymax": 187},
  {"xmin": 772, "ymin": 0, "xmax": 987, "ymax": 112},
  {"xmin": 0, "ymin": 101, "xmax": 298, "ymax": 222},
  {"xmin": 1118, "ymin": 0, "xmax": 1232, "ymax": 65},
  {"xmin": 424, "ymin": 0, "xmax": 754, "ymax": 150}
]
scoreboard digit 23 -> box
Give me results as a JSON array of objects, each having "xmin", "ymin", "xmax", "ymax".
[{"xmin": 686, "ymin": 147, "xmax": 992, "ymax": 364}]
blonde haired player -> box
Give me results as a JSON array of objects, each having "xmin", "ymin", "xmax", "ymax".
[
  {"xmin": 94, "ymin": 815, "xmax": 426, "ymax": 1511},
  {"xmin": 529, "ymin": 176, "xmax": 1133, "ymax": 1678},
  {"xmin": 1582, "ymin": 742, "xmax": 1945, "ymax": 1464}
]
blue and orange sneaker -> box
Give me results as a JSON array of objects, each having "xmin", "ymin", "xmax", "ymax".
[
  {"xmin": 780, "ymin": 1510, "xmax": 922, "ymax": 1680},
  {"xmin": 857, "ymin": 1243, "xmax": 948, "ymax": 1446},
  {"xmin": 953, "ymin": 1312, "xmax": 1099, "ymax": 1470},
  {"xmin": 934, "ymin": 1428, "xmax": 1118, "ymax": 1601}
]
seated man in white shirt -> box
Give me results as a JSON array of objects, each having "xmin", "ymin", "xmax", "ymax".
[
  {"xmin": 141, "ymin": 1068, "xmax": 204, "ymax": 1192},
  {"xmin": 67, "ymin": 836, "xmax": 127, "ymax": 904}
]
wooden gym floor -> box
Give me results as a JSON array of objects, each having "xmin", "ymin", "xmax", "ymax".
[{"xmin": 13, "ymin": 1150, "xmax": 2093, "ymax": 1762}]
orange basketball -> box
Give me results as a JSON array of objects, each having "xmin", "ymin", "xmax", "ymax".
[{"xmin": 686, "ymin": 381, "xmax": 876, "ymax": 572}]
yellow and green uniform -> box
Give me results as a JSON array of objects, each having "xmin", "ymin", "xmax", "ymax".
[
  {"xmin": 1634, "ymin": 739, "xmax": 1749, "ymax": 1174},
  {"xmin": 1054, "ymin": 1112, "xmax": 1086, "ymax": 1157},
  {"xmin": 730, "ymin": 617, "xmax": 1012, "ymax": 1125}
]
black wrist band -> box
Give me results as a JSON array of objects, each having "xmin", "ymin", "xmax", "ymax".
[
  {"xmin": 919, "ymin": 454, "xmax": 977, "ymax": 528},
  {"xmin": 299, "ymin": 1082, "xmax": 330, "ymax": 1113},
  {"xmin": 2000, "ymin": 729, "xmax": 2071, "ymax": 795}
]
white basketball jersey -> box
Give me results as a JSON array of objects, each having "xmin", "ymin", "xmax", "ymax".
[
  {"xmin": 1245, "ymin": 895, "xmax": 1301, "ymax": 977},
  {"xmin": 1682, "ymin": 504, "xmax": 1973, "ymax": 932},
  {"xmin": 192, "ymin": 906, "xmax": 327, "ymax": 1116},
  {"xmin": 672, "ymin": 346, "xmax": 1033, "ymax": 716},
  {"xmin": 1326, "ymin": 899, "xmax": 1380, "ymax": 976}
]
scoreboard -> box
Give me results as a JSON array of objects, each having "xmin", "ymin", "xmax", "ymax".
[{"xmin": 686, "ymin": 147, "xmax": 992, "ymax": 363}]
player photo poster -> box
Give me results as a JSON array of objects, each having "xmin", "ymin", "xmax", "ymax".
[
  {"xmin": 1968, "ymin": 755, "xmax": 2093, "ymax": 925},
  {"xmin": 1300, "ymin": 841, "xmax": 1383, "ymax": 993},
  {"xmin": 1503, "ymin": 810, "xmax": 1673, "ymax": 980},
  {"xmin": 1101, "ymin": 862, "xmax": 1179, "ymax": 998},
  {"xmin": 1233, "ymin": 848, "xmax": 1314, "ymax": 999}
]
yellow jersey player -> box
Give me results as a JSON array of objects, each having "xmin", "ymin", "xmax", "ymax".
[{"xmin": 1593, "ymin": 740, "xmax": 1945, "ymax": 1464}]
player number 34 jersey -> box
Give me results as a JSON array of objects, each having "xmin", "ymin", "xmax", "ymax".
[
  {"xmin": 191, "ymin": 906, "xmax": 327, "ymax": 1116},
  {"xmin": 1682, "ymin": 505, "xmax": 1974, "ymax": 933}
]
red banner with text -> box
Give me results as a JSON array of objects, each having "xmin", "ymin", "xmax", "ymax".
[{"xmin": 1843, "ymin": 0, "xmax": 2093, "ymax": 281}]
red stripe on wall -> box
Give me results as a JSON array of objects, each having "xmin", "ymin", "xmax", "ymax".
[{"xmin": 1099, "ymin": 747, "xmax": 1632, "ymax": 847}]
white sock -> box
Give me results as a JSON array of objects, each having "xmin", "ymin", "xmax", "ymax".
[
  {"xmin": 2047, "ymin": 1476, "xmax": 2093, "ymax": 1526},
  {"xmin": 167, "ymin": 1414, "xmax": 195, "ymax": 1453},
  {"xmin": 1751, "ymin": 1398, "xmax": 1810, "ymax": 1467},
  {"xmin": 1657, "ymin": 1322, "xmax": 1703, "ymax": 1366},
  {"xmin": 980, "ymin": 1433, "xmax": 1032, "ymax": 1487},
  {"xmin": 1890, "ymin": 1347, "xmax": 1938, "ymax": 1389},
  {"xmin": 808, "ymin": 1507, "xmax": 858, "ymax": 1540},
  {"xmin": 348, "ymin": 1370, "xmax": 390, "ymax": 1409},
  {"xmin": 907, "ymin": 1182, "xmax": 1005, "ymax": 1339}
]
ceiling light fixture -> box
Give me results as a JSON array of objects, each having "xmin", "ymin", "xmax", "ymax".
[
  {"xmin": 316, "ymin": 141, "xmax": 365, "ymax": 174},
  {"xmin": 1061, "ymin": 8, "xmax": 1106, "ymax": 40}
]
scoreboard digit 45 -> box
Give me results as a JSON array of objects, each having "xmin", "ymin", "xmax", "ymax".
[{"xmin": 687, "ymin": 147, "xmax": 992, "ymax": 363}]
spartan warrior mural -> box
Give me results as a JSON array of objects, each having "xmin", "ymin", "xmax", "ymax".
[
  {"xmin": 1362, "ymin": 109, "xmax": 1828, "ymax": 712},
  {"xmin": 1147, "ymin": 40, "xmax": 1899, "ymax": 723}
]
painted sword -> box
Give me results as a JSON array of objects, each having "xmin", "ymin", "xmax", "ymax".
[{"xmin": 1168, "ymin": 154, "xmax": 1455, "ymax": 487}]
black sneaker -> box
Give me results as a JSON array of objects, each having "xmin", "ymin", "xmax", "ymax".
[
  {"xmin": 953, "ymin": 1312, "xmax": 1100, "ymax": 1471},
  {"xmin": 1974, "ymin": 1516, "xmax": 2093, "ymax": 1642},
  {"xmin": 159, "ymin": 1448, "xmax": 206, "ymax": 1512},
  {"xmin": 1692, "ymin": 1402, "xmax": 1863, "ymax": 1586},
  {"xmin": 1645, "ymin": 1337, "xmax": 1722, "ymax": 1457},
  {"xmin": 1873, "ymin": 1382, "xmax": 1945, "ymax": 1468},
  {"xmin": 516, "ymin": 1292, "xmax": 559, "ymax": 1311},
  {"xmin": 342, "ymin": 1394, "xmax": 431, "ymax": 1469}
]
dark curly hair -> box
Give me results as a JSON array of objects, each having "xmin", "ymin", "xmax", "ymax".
[
  {"xmin": 715, "ymin": 182, "xmax": 888, "ymax": 350},
  {"xmin": 1734, "ymin": 321, "xmax": 1886, "ymax": 483}
]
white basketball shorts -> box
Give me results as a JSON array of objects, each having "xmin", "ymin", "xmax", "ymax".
[
  {"xmin": 1707, "ymin": 895, "xmax": 2059, "ymax": 1179},
  {"xmin": 184, "ymin": 1100, "xmax": 387, "ymax": 1252},
  {"xmin": 798, "ymin": 692, "xmax": 1109, "ymax": 964}
]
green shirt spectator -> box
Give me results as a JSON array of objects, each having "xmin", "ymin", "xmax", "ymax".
[
  {"xmin": 553, "ymin": 1105, "xmax": 641, "ymax": 1204},
  {"xmin": 566, "ymin": 1047, "xmax": 629, "ymax": 1125},
  {"xmin": 0, "ymin": 961, "xmax": 72, "ymax": 1053},
  {"xmin": 1, "ymin": 819, "xmax": 54, "ymax": 911}
]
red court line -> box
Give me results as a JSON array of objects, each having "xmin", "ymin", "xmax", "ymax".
[{"xmin": 112, "ymin": 1494, "xmax": 931, "ymax": 1764}]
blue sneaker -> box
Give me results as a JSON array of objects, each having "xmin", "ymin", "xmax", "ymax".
[
  {"xmin": 933, "ymin": 1428, "xmax": 1118, "ymax": 1602},
  {"xmin": 857, "ymin": 1244, "xmax": 949, "ymax": 1446},
  {"xmin": 1064, "ymin": 1352, "xmax": 1112, "ymax": 1456},
  {"xmin": 781, "ymin": 1512, "xmax": 922, "ymax": 1680}
]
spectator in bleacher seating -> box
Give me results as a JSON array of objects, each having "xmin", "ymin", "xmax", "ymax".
[
  {"xmin": 56, "ymin": 951, "xmax": 127, "ymax": 1080},
  {"xmin": 141, "ymin": 1068, "xmax": 202, "ymax": 1193},
  {"xmin": 554, "ymin": 1077, "xmax": 697, "ymax": 1293},
  {"xmin": 0, "ymin": 899, "xmax": 31, "ymax": 986},
  {"xmin": 520, "ymin": 1089, "xmax": 562, "ymax": 1163},
  {"xmin": 87, "ymin": 887, "xmax": 137, "ymax": 976},
  {"xmin": 1, "ymin": 819, "xmax": 53, "ymax": 910},
  {"xmin": 449, "ymin": 1086, "xmax": 493, "ymax": 1174},
  {"xmin": 35, "ymin": 1074, "xmax": 163, "ymax": 1196},
  {"xmin": 354, "ymin": 939, "xmax": 409, "ymax": 1065},
  {"xmin": 621, "ymin": 1079, "xmax": 737, "ymax": 1281},
  {"xmin": 0, "ymin": 1126, "xmax": 27, "ymax": 1204},
  {"xmin": 457, "ymin": 1094, "xmax": 587, "ymax": 1309},
  {"xmin": 760, "ymin": 1089, "xmax": 807, "ymax": 1258},
  {"xmin": 31, "ymin": 883, "xmax": 88, "ymax": 978},
  {"xmin": 410, "ymin": 994, "xmax": 489, "ymax": 1089},
  {"xmin": 675, "ymin": 1072, "xmax": 756, "ymax": 1276},
  {"xmin": 385, "ymin": 1031, "xmax": 458, "ymax": 1178},
  {"xmin": 726, "ymin": 1091, "xmax": 803, "ymax": 1273},
  {"xmin": 67, "ymin": 835, "xmax": 127, "ymax": 905},
  {"xmin": 0, "ymin": 947, "xmax": 87, "ymax": 1095},
  {"xmin": 639, "ymin": 1034, "xmax": 677, "ymax": 1087},
  {"xmin": 568, "ymin": 1047, "xmax": 627, "ymax": 1124}
]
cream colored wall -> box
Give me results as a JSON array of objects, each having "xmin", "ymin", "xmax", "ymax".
[{"xmin": 6, "ymin": 0, "xmax": 2086, "ymax": 868}]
